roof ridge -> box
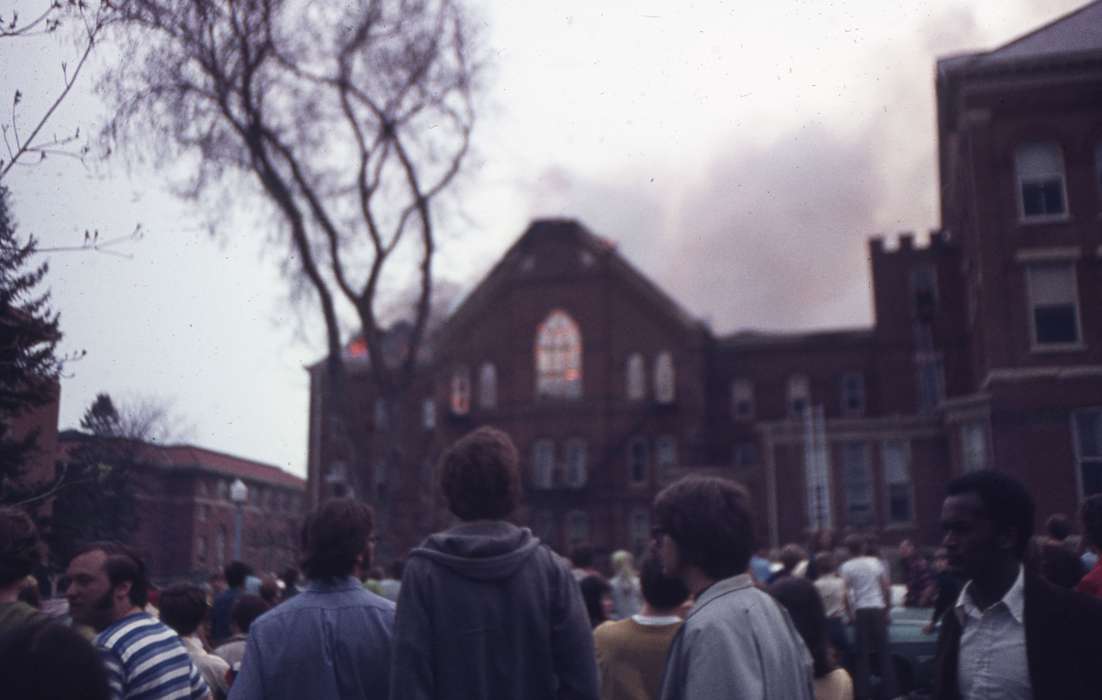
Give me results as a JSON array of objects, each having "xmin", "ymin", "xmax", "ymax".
[{"xmin": 986, "ymin": 0, "xmax": 1101, "ymax": 57}]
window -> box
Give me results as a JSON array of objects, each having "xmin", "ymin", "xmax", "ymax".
[
  {"xmin": 961, "ymin": 421, "xmax": 988, "ymax": 472},
  {"xmin": 788, "ymin": 374, "xmax": 810, "ymax": 418},
  {"xmin": 374, "ymin": 398, "xmax": 388, "ymax": 431},
  {"xmin": 916, "ymin": 353, "xmax": 944, "ymax": 414},
  {"xmin": 217, "ymin": 480, "xmax": 229, "ymax": 500},
  {"xmin": 479, "ymin": 362, "xmax": 497, "ymax": 410},
  {"xmin": 840, "ymin": 372, "xmax": 865, "ymax": 416},
  {"xmin": 1073, "ymin": 408, "xmax": 1102, "ymax": 497},
  {"xmin": 1015, "ymin": 142, "xmax": 1067, "ymax": 219},
  {"xmin": 882, "ymin": 440, "xmax": 913, "ymax": 524},
  {"xmin": 1027, "ymin": 263, "xmax": 1081, "ymax": 347},
  {"xmin": 734, "ymin": 442, "xmax": 759, "ymax": 467},
  {"xmin": 626, "ymin": 353, "xmax": 645, "ymax": 401},
  {"xmin": 196, "ymin": 536, "xmax": 207, "ymax": 564},
  {"xmin": 532, "ymin": 439, "xmax": 554, "ymax": 489},
  {"xmin": 842, "ymin": 442, "xmax": 873, "ymax": 528},
  {"xmin": 654, "ymin": 351, "xmax": 675, "ymax": 404},
  {"xmin": 450, "ymin": 366, "xmax": 471, "ymax": 415},
  {"xmin": 535, "ymin": 310, "xmax": 583, "ymax": 399},
  {"xmin": 567, "ymin": 510, "xmax": 590, "ymax": 544},
  {"xmin": 655, "ymin": 436, "xmax": 677, "ymax": 479},
  {"xmin": 910, "ymin": 264, "xmax": 938, "ymax": 321},
  {"xmin": 532, "ymin": 510, "xmax": 554, "ymax": 543},
  {"xmin": 630, "ymin": 509, "xmax": 650, "ymax": 555},
  {"xmin": 422, "ymin": 398, "xmax": 436, "ymax": 430},
  {"xmin": 216, "ymin": 526, "xmax": 227, "ymax": 569},
  {"xmin": 197, "ymin": 504, "xmax": 208, "ymax": 522},
  {"xmin": 565, "ymin": 438, "xmax": 587, "ymax": 488},
  {"xmin": 732, "ymin": 379, "xmax": 754, "ymax": 421},
  {"xmin": 628, "ymin": 437, "xmax": 649, "ymax": 484}
]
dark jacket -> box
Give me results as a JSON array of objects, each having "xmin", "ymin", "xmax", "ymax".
[
  {"xmin": 389, "ymin": 521, "xmax": 599, "ymax": 700},
  {"xmin": 934, "ymin": 571, "xmax": 1102, "ymax": 700}
]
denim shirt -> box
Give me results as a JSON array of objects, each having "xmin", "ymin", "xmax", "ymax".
[{"xmin": 229, "ymin": 576, "xmax": 396, "ymax": 700}]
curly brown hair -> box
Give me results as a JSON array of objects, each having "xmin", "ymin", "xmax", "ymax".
[
  {"xmin": 654, "ymin": 476, "xmax": 755, "ymax": 580},
  {"xmin": 0, "ymin": 507, "xmax": 40, "ymax": 588},
  {"xmin": 300, "ymin": 498, "xmax": 374, "ymax": 581},
  {"xmin": 439, "ymin": 427, "xmax": 520, "ymax": 521}
]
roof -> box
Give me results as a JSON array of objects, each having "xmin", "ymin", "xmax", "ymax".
[
  {"xmin": 58, "ymin": 432, "xmax": 305, "ymax": 490},
  {"xmin": 719, "ymin": 327, "xmax": 873, "ymax": 350},
  {"xmin": 939, "ymin": 1, "xmax": 1102, "ymax": 76}
]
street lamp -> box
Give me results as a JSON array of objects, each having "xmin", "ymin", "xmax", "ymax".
[{"xmin": 230, "ymin": 478, "xmax": 248, "ymax": 561}]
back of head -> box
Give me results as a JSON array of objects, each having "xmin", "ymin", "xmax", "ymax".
[
  {"xmin": 439, "ymin": 426, "xmax": 520, "ymax": 521},
  {"xmin": 0, "ymin": 617, "xmax": 110, "ymax": 700},
  {"xmin": 301, "ymin": 498, "xmax": 374, "ymax": 581},
  {"xmin": 230, "ymin": 594, "xmax": 270, "ymax": 635},
  {"xmin": 654, "ymin": 476, "xmax": 755, "ymax": 580},
  {"xmin": 1083, "ymin": 495, "xmax": 1102, "ymax": 550},
  {"xmin": 0, "ymin": 507, "xmax": 39, "ymax": 589},
  {"xmin": 1036, "ymin": 539, "xmax": 1083, "ymax": 589},
  {"xmin": 813, "ymin": 551, "xmax": 835, "ymax": 576},
  {"xmin": 946, "ymin": 469, "xmax": 1034, "ymax": 559},
  {"xmin": 768, "ymin": 576, "xmax": 833, "ymax": 678},
  {"xmin": 844, "ymin": 533, "xmax": 866, "ymax": 557},
  {"xmin": 579, "ymin": 575, "xmax": 611, "ymax": 627},
  {"xmin": 638, "ymin": 554, "xmax": 689, "ymax": 611},
  {"xmin": 779, "ymin": 543, "xmax": 806, "ymax": 571},
  {"xmin": 1045, "ymin": 513, "xmax": 1071, "ymax": 542},
  {"xmin": 72, "ymin": 542, "xmax": 149, "ymax": 608},
  {"xmin": 570, "ymin": 543, "xmax": 594, "ymax": 570},
  {"xmin": 224, "ymin": 561, "xmax": 253, "ymax": 589},
  {"xmin": 158, "ymin": 583, "xmax": 208, "ymax": 637}
]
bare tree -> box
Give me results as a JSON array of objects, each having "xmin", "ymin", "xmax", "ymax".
[
  {"xmin": 0, "ymin": 1, "xmax": 114, "ymax": 179},
  {"xmin": 99, "ymin": 1, "xmax": 479, "ymax": 506}
]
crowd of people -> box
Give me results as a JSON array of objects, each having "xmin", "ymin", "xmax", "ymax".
[{"xmin": 2, "ymin": 424, "xmax": 1102, "ymax": 700}]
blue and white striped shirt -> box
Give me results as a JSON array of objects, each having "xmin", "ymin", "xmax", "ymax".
[{"xmin": 95, "ymin": 612, "xmax": 209, "ymax": 700}]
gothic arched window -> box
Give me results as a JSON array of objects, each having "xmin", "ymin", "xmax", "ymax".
[
  {"xmin": 654, "ymin": 351, "xmax": 675, "ymax": 404},
  {"xmin": 535, "ymin": 310, "xmax": 583, "ymax": 399},
  {"xmin": 479, "ymin": 362, "xmax": 497, "ymax": 410},
  {"xmin": 626, "ymin": 353, "xmax": 645, "ymax": 401}
]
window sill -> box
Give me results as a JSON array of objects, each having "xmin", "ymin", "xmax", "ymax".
[
  {"xmin": 1029, "ymin": 342, "xmax": 1086, "ymax": 354},
  {"xmin": 1018, "ymin": 214, "xmax": 1070, "ymax": 226}
]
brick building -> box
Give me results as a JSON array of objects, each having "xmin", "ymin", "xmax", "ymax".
[
  {"xmin": 306, "ymin": 3, "xmax": 1102, "ymax": 558},
  {"xmin": 58, "ymin": 434, "xmax": 306, "ymax": 581}
]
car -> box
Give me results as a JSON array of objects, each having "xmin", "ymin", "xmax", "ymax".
[{"xmin": 845, "ymin": 605, "xmax": 938, "ymax": 699}]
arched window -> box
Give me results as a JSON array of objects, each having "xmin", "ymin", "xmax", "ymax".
[
  {"xmin": 451, "ymin": 366, "xmax": 470, "ymax": 415},
  {"xmin": 654, "ymin": 351, "xmax": 675, "ymax": 404},
  {"xmin": 565, "ymin": 438, "xmax": 587, "ymax": 488},
  {"xmin": 567, "ymin": 510, "xmax": 590, "ymax": 544},
  {"xmin": 626, "ymin": 353, "xmax": 645, "ymax": 401},
  {"xmin": 532, "ymin": 439, "xmax": 554, "ymax": 489},
  {"xmin": 535, "ymin": 310, "xmax": 583, "ymax": 399},
  {"xmin": 479, "ymin": 362, "xmax": 497, "ymax": 410},
  {"xmin": 788, "ymin": 374, "xmax": 810, "ymax": 418}
]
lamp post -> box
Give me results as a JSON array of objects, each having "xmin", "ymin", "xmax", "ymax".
[{"xmin": 230, "ymin": 478, "xmax": 248, "ymax": 561}]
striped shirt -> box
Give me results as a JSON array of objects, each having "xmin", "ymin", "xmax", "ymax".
[{"xmin": 95, "ymin": 612, "xmax": 209, "ymax": 700}]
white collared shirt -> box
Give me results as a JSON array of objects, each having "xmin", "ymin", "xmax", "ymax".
[{"xmin": 955, "ymin": 565, "xmax": 1032, "ymax": 700}]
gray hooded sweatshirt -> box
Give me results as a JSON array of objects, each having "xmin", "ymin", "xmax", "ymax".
[{"xmin": 389, "ymin": 521, "xmax": 598, "ymax": 700}]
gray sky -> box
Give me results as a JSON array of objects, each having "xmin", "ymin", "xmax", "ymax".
[{"xmin": 1, "ymin": 0, "xmax": 1085, "ymax": 476}]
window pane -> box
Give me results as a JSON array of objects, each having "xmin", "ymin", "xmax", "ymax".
[
  {"xmin": 532, "ymin": 440, "xmax": 554, "ymax": 489},
  {"xmin": 566, "ymin": 439, "xmax": 587, "ymax": 488},
  {"xmin": 479, "ymin": 363, "xmax": 497, "ymax": 410},
  {"xmin": 883, "ymin": 441, "xmax": 911, "ymax": 523},
  {"xmin": 1035, "ymin": 305, "xmax": 1078, "ymax": 344},
  {"xmin": 962, "ymin": 421, "xmax": 987, "ymax": 472},
  {"xmin": 627, "ymin": 353, "xmax": 645, "ymax": 400},
  {"xmin": 734, "ymin": 443, "xmax": 759, "ymax": 467},
  {"xmin": 629, "ymin": 438, "xmax": 648, "ymax": 483},
  {"xmin": 1016, "ymin": 143, "xmax": 1066, "ymax": 218},
  {"xmin": 1076, "ymin": 410, "xmax": 1102, "ymax": 459},
  {"xmin": 732, "ymin": 379, "xmax": 754, "ymax": 420},
  {"xmin": 1029, "ymin": 264, "xmax": 1075, "ymax": 304},
  {"xmin": 1016, "ymin": 142, "xmax": 1063, "ymax": 176},
  {"xmin": 788, "ymin": 375, "xmax": 809, "ymax": 417},
  {"xmin": 536, "ymin": 310, "xmax": 583, "ymax": 399},
  {"xmin": 842, "ymin": 442, "xmax": 872, "ymax": 528},
  {"xmin": 451, "ymin": 367, "xmax": 470, "ymax": 415}
]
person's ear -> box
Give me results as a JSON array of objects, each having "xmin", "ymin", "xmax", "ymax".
[{"xmin": 114, "ymin": 580, "xmax": 133, "ymax": 605}]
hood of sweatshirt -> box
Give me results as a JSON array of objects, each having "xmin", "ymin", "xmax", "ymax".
[{"xmin": 408, "ymin": 521, "xmax": 542, "ymax": 581}]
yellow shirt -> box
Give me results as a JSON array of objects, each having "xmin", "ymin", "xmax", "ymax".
[{"xmin": 594, "ymin": 616, "xmax": 681, "ymax": 700}]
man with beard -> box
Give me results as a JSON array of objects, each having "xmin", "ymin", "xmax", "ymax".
[
  {"xmin": 934, "ymin": 470, "xmax": 1102, "ymax": 700},
  {"xmin": 65, "ymin": 542, "xmax": 210, "ymax": 700}
]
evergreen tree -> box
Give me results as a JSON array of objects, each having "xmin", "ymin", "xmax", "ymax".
[
  {"xmin": 47, "ymin": 393, "xmax": 140, "ymax": 566},
  {"xmin": 0, "ymin": 184, "xmax": 62, "ymax": 503}
]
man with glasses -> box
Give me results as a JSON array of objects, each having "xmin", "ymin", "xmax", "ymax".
[{"xmin": 653, "ymin": 476, "xmax": 814, "ymax": 700}]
